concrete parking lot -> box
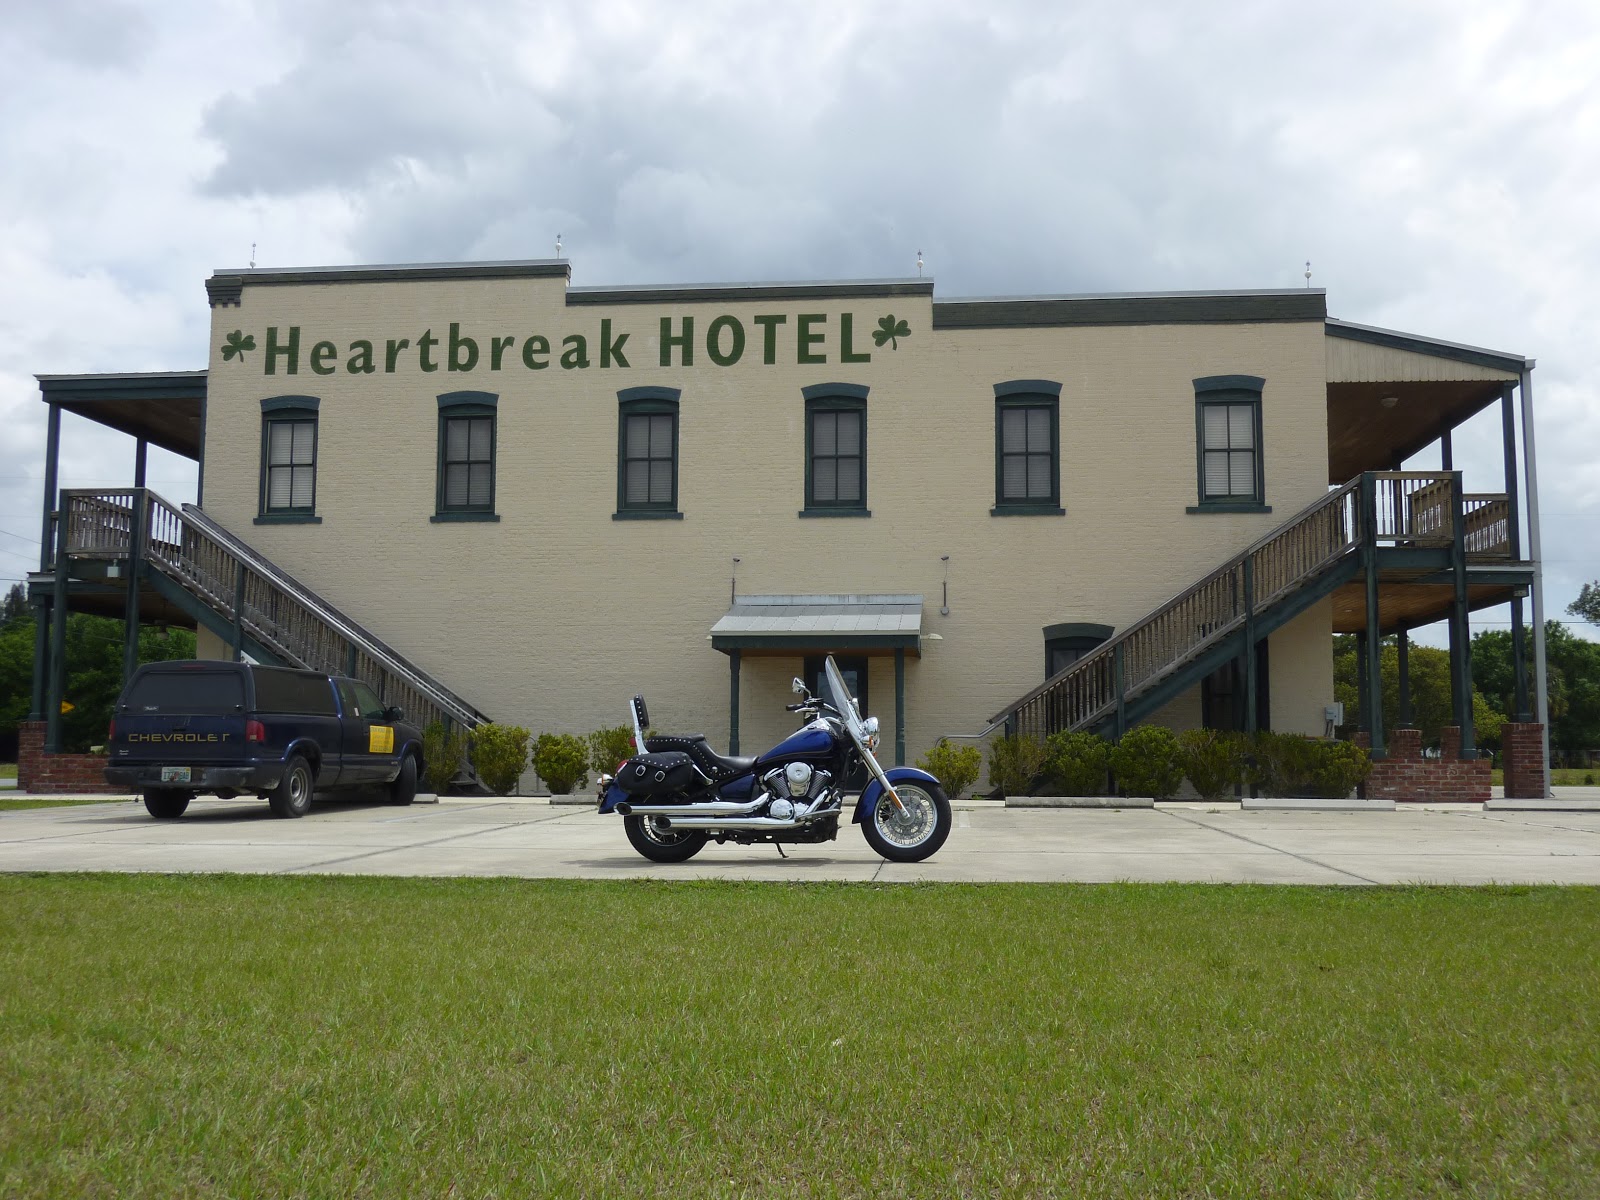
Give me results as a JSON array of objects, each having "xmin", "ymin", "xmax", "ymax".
[{"xmin": 4, "ymin": 794, "xmax": 1600, "ymax": 884}]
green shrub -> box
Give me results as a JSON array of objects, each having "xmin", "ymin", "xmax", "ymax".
[
  {"xmin": 421, "ymin": 722, "xmax": 467, "ymax": 795},
  {"xmin": 1108, "ymin": 725, "xmax": 1185, "ymax": 799},
  {"xmin": 1249, "ymin": 731, "xmax": 1372, "ymax": 798},
  {"xmin": 986, "ymin": 734, "xmax": 1047, "ymax": 799},
  {"xmin": 917, "ymin": 738, "xmax": 982, "ymax": 799},
  {"xmin": 469, "ymin": 724, "xmax": 532, "ymax": 796},
  {"xmin": 1043, "ymin": 731, "xmax": 1111, "ymax": 795},
  {"xmin": 588, "ymin": 725, "xmax": 638, "ymax": 777},
  {"xmin": 1178, "ymin": 728, "xmax": 1248, "ymax": 801},
  {"xmin": 532, "ymin": 732, "xmax": 589, "ymax": 795}
]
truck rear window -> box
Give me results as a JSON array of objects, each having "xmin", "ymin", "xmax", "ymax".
[
  {"xmin": 252, "ymin": 668, "xmax": 338, "ymax": 715},
  {"xmin": 124, "ymin": 671, "xmax": 245, "ymax": 714}
]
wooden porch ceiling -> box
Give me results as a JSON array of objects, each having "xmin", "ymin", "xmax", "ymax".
[
  {"xmin": 1329, "ymin": 575, "xmax": 1524, "ymax": 635},
  {"xmin": 1326, "ymin": 379, "xmax": 1506, "ymax": 483}
]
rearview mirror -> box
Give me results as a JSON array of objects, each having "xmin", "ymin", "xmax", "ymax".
[
  {"xmin": 384, "ymin": 706, "xmax": 405, "ymax": 723},
  {"xmin": 791, "ymin": 677, "xmax": 808, "ymax": 695}
]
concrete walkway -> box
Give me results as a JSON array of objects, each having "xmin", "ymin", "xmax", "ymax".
[{"xmin": 3, "ymin": 794, "xmax": 1599, "ymax": 884}]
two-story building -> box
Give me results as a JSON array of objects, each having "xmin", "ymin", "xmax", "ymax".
[{"xmin": 21, "ymin": 260, "xmax": 1552, "ymax": 797}]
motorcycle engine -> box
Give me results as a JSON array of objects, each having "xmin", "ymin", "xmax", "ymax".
[{"xmin": 761, "ymin": 763, "xmax": 833, "ymax": 820}]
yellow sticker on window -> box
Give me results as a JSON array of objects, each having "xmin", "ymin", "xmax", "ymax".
[{"xmin": 369, "ymin": 725, "xmax": 394, "ymax": 754}]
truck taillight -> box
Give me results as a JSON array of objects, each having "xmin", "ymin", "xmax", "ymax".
[
  {"xmin": 107, "ymin": 719, "xmax": 116, "ymax": 740},
  {"xmin": 246, "ymin": 720, "xmax": 266, "ymax": 743}
]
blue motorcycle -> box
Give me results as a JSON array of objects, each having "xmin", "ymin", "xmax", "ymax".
[{"xmin": 597, "ymin": 655, "xmax": 952, "ymax": 864}]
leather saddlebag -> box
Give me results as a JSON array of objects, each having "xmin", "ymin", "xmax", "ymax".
[{"xmin": 615, "ymin": 751, "xmax": 700, "ymax": 796}]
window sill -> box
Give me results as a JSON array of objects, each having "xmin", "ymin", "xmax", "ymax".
[
  {"xmin": 254, "ymin": 513, "xmax": 321, "ymax": 525},
  {"xmin": 1186, "ymin": 503, "xmax": 1272, "ymax": 514},
  {"xmin": 799, "ymin": 508, "xmax": 871, "ymax": 518},
  {"xmin": 431, "ymin": 512, "xmax": 500, "ymax": 523},
  {"xmin": 613, "ymin": 510, "xmax": 684, "ymax": 521},
  {"xmin": 990, "ymin": 504, "xmax": 1065, "ymax": 517}
]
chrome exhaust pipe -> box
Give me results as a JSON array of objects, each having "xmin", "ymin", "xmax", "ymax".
[
  {"xmin": 663, "ymin": 806, "xmax": 841, "ymax": 832},
  {"xmin": 615, "ymin": 798, "xmax": 766, "ymax": 819}
]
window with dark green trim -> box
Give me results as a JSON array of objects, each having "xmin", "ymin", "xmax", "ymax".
[
  {"xmin": 258, "ymin": 396, "xmax": 319, "ymax": 521},
  {"xmin": 802, "ymin": 384, "xmax": 868, "ymax": 516},
  {"xmin": 992, "ymin": 380, "xmax": 1062, "ymax": 515},
  {"xmin": 1043, "ymin": 622, "xmax": 1113, "ymax": 679},
  {"xmin": 435, "ymin": 391, "xmax": 498, "ymax": 520},
  {"xmin": 1193, "ymin": 375, "xmax": 1266, "ymax": 509},
  {"xmin": 616, "ymin": 387, "xmax": 680, "ymax": 518}
]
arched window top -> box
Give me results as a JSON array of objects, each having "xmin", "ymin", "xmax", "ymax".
[
  {"xmin": 261, "ymin": 394, "xmax": 319, "ymax": 413},
  {"xmin": 438, "ymin": 390, "xmax": 498, "ymax": 411}
]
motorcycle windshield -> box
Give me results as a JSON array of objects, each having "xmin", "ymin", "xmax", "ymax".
[{"xmin": 823, "ymin": 655, "xmax": 867, "ymax": 745}]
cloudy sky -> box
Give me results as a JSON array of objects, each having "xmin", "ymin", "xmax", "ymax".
[{"xmin": 2, "ymin": 0, "xmax": 1596, "ymax": 639}]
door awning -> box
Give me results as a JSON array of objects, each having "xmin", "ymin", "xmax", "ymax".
[{"xmin": 710, "ymin": 594, "xmax": 923, "ymax": 656}]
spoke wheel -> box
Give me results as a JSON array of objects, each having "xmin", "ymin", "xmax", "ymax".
[
  {"xmin": 861, "ymin": 781, "xmax": 951, "ymax": 863},
  {"xmin": 623, "ymin": 814, "xmax": 709, "ymax": 863}
]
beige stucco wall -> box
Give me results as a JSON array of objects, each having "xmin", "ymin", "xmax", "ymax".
[{"xmin": 201, "ymin": 272, "xmax": 1336, "ymax": 772}]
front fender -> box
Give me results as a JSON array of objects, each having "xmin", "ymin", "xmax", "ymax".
[{"xmin": 853, "ymin": 766, "xmax": 942, "ymax": 823}]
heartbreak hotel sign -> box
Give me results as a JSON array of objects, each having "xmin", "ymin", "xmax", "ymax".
[{"xmin": 219, "ymin": 312, "xmax": 914, "ymax": 376}]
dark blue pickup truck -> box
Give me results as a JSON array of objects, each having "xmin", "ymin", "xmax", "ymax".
[{"xmin": 105, "ymin": 661, "xmax": 424, "ymax": 819}]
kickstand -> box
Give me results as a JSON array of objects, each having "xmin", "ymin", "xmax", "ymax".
[{"xmin": 773, "ymin": 842, "xmax": 788, "ymax": 859}]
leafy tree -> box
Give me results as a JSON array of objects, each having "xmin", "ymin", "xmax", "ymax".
[
  {"xmin": 1570, "ymin": 582, "xmax": 1600, "ymax": 625},
  {"xmin": 1333, "ymin": 634, "xmax": 1501, "ymax": 750},
  {"xmin": 0, "ymin": 609, "xmax": 195, "ymax": 755},
  {"xmin": 1, "ymin": 583, "xmax": 26, "ymax": 626}
]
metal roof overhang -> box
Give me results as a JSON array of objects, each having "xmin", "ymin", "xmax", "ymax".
[
  {"xmin": 36, "ymin": 371, "xmax": 208, "ymax": 460},
  {"xmin": 1325, "ymin": 321, "xmax": 1528, "ymax": 483},
  {"xmin": 710, "ymin": 594, "xmax": 923, "ymax": 656}
]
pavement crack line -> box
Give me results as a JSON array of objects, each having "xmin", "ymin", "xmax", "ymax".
[
  {"xmin": 277, "ymin": 808, "xmax": 581, "ymax": 874},
  {"xmin": 1157, "ymin": 808, "xmax": 1380, "ymax": 884}
]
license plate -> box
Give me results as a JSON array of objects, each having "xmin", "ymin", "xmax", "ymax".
[{"xmin": 160, "ymin": 767, "xmax": 191, "ymax": 783}]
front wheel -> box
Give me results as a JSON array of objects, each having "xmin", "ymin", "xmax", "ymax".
[
  {"xmin": 623, "ymin": 814, "xmax": 709, "ymax": 863},
  {"xmin": 861, "ymin": 781, "xmax": 951, "ymax": 863}
]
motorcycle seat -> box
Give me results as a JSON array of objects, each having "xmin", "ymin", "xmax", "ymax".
[{"xmin": 645, "ymin": 735, "xmax": 756, "ymax": 780}]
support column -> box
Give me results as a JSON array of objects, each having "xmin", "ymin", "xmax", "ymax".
[
  {"xmin": 1396, "ymin": 628, "xmax": 1413, "ymax": 727},
  {"xmin": 894, "ymin": 647, "xmax": 905, "ymax": 767},
  {"xmin": 1510, "ymin": 596, "xmax": 1531, "ymax": 722},
  {"xmin": 38, "ymin": 403, "xmax": 60, "ymax": 571},
  {"xmin": 231, "ymin": 566, "xmax": 247, "ymax": 662},
  {"xmin": 121, "ymin": 489, "xmax": 144, "ymax": 685},
  {"xmin": 1440, "ymin": 429, "xmax": 1453, "ymax": 471},
  {"xmin": 134, "ymin": 439, "xmax": 148, "ymax": 488},
  {"xmin": 45, "ymin": 520, "xmax": 68, "ymax": 753},
  {"xmin": 1500, "ymin": 386, "xmax": 1521, "ymax": 558},
  {"xmin": 727, "ymin": 649, "xmax": 741, "ymax": 755},
  {"xmin": 1243, "ymin": 558, "xmax": 1258, "ymax": 734},
  {"xmin": 29, "ymin": 598, "xmax": 49, "ymax": 721},
  {"xmin": 1449, "ymin": 474, "xmax": 1475, "ymax": 757},
  {"xmin": 1355, "ymin": 631, "xmax": 1369, "ymax": 733},
  {"xmin": 1519, "ymin": 367, "xmax": 1550, "ymax": 795},
  {"xmin": 1112, "ymin": 644, "xmax": 1126, "ymax": 740},
  {"xmin": 1361, "ymin": 474, "xmax": 1384, "ymax": 757}
]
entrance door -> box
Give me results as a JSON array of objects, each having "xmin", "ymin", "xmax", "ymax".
[{"xmin": 804, "ymin": 654, "xmax": 869, "ymax": 789}]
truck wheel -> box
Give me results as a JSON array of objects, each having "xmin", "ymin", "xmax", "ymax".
[
  {"xmin": 143, "ymin": 789, "xmax": 190, "ymax": 819},
  {"xmin": 386, "ymin": 755, "xmax": 418, "ymax": 806},
  {"xmin": 268, "ymin": 755, "xmax": 315, "ymax": 818}
]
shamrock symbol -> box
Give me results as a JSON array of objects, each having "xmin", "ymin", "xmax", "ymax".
[
  {"xmin": 221, "ymin": 330, "xmax": 256, "ymax": 362},
  {"xmin": 873, "ymin": 314, "xmax": 911, "ymax": 350}
]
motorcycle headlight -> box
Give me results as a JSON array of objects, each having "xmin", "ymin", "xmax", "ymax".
[{"xmin": 861, "ymin": 716, "xmax": 880, "ymax": 752}]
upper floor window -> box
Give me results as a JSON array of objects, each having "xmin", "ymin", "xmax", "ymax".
[
  {"xmin": 1043, "ymin": 622, "xmax": 1114, "ymax": 679},
  {"xmin": 435, "ymin": 391, "xmax": 498, "ymax": 521},
  {"xmin": 992, "ymin": 380, "xmax": 1063, "ymax": 516},
  {"xmin": 616, "ymin": 387, "xmax": 681, "ymax": 519},
  {"xmin": 1193, "ymin": 375, "xmax": 1267, "ymax": 511},
  {"xmin": 258, "ymin": 396, "xmax": 320, "ymax": 523},
  {"xmin": 802, "ymin": 384, "xmax": 869, "ymax": 516}
]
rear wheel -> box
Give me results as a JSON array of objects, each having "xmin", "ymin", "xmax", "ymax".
[
  {"xmin": 623, "ymin": 814, "xmax": 709, "ymax": 863},
  {"xmin": 143, "ymin": 789, "xmax": 190, "ymax": 819},
  {"xmin": 860, "ymin": 781, "xmax": 951, "ymax": 863},
  {"xmin": 268, "ymin": 755, "xmax": 315, "ymax": 819},
  {"xmin": 385, "ymin": 754, "xmax": 418, "ymax": 806}
]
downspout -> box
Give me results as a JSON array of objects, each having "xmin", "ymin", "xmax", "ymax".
[{"xmin": 1518, "ymin": 363, "xmax": 1550, "ymax": 796}]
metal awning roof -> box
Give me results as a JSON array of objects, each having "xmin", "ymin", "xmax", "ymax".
[
  {"xmin": 36, "ymin": 371, "xmax": 207, "ymax": 459},
  {"xmin": 710, "ymin": 594, "xmax": 923, "ymax": 655}
]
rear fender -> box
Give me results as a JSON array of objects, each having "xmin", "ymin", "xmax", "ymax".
[
  {"xmin": 598, "ymin": 782, "xmax": 631, "ymax": 815},
  {"xmin": 853, "ymin": 766, "xmax": 941, "ymax": 823}
]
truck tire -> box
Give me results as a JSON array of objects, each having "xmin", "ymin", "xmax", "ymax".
[
  {"xmin": 268, "ymin": 754, "xmax": 315, "ymax": 819},
  {"xmin": 386, "ymin": 754, "xmax": 418, "ymax": 806},
  {"xmin": 143, "ymin": 789, "xmax": 190, "ymax": 819}
]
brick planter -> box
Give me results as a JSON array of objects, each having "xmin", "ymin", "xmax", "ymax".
[
  {"xmin": 1354, "ymin": 726, "xmax": 1489, "ymax": 804},
  {"xmin": 16, "ymin": 720, "xmax": 124, "ymax": 795}
]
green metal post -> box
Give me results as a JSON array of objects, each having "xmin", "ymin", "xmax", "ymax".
[
  {"xmin": 894, "ymin": 647, "xmax": 905, "ymax": 766},
  {"xmin": 727, "ymin": 649, "xmax": 740, "ymax": 755},
  {"xmin": 122, "ymin": 490, "xmax": 144, "ymax": 685},
  {"xmin": 1450, "ymin": 474, "xmax": 1475, "ymax": 756},
  {"xmin": 46, "ymin": 514, "xmax": 69, "ymax": 753},
  {"xmin": 1361, "ymin": 474, "xmax": 1384, "ymax": 757},
  {"xmin": 1243, "ymin": 557, "xmax": 1258, "ymax": 735},
  {"xmin": 232, "ymin": 566, "xmax": 247, "ymax": 662}
]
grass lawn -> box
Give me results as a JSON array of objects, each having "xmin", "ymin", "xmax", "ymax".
[
  {"xmin": 2, "ymin": 878, "xmax": 1596, "ymax": 1198},
  {"xmin": 0, "ymin": 798, "xmax": 127, "ymax": 812},
  {"xmin": 1490, "ymin": 767, "xmax": 1598, "ymax": 787},
  {"xmin": 0, "ymin": 763, "xmax": 15, "ymax": 781}
]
